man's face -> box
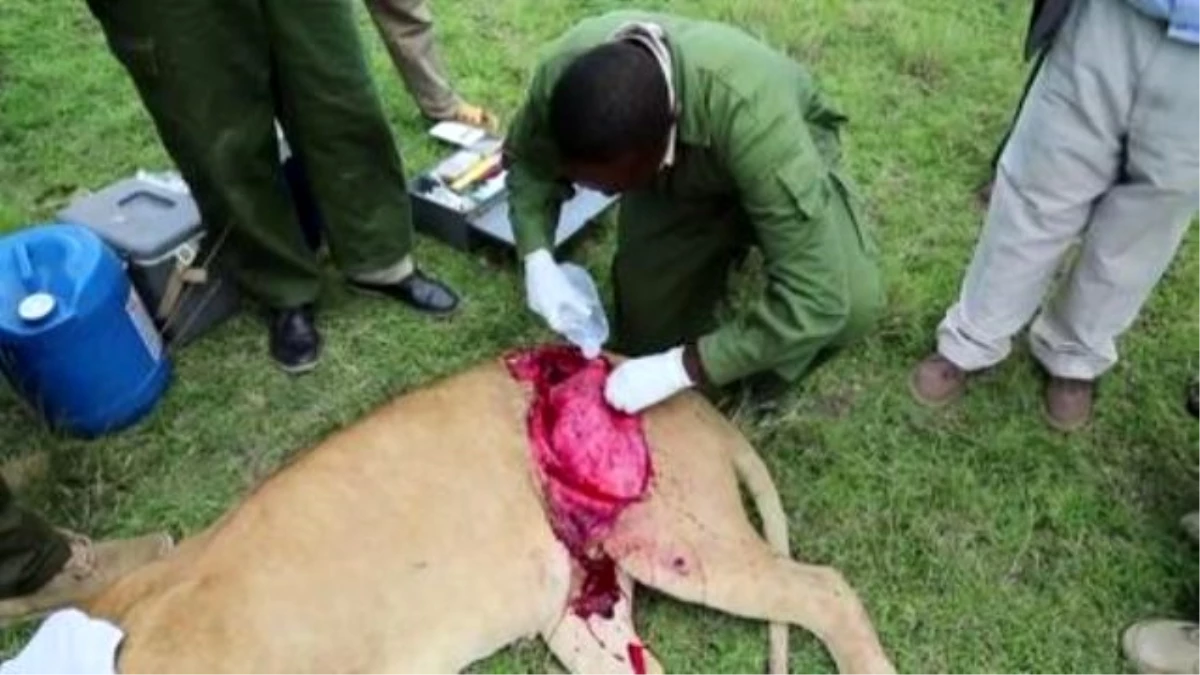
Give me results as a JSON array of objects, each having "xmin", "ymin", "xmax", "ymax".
[{"xmin": 564, "ymin": 147, "xmax": 663, "ymax": 196}]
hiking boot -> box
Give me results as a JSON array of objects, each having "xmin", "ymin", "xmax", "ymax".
[
  {"xmin": 1044, "ymin": 376, "xmax": 1094, "ymax": 432},
  {"xmin": 909, "ymin": 353, "xmax": 967, "ymax": 407},
  {"xmin": 0, "ymin": 531, "xmax": 173, "ymax": 625},
  {"xmin": 1122, "ymin": 619, "xmax": 1199, "ymax": 674},
  {"xmin": 1182, "ymin": 512, "xmax": 1199, "ymax": 545}
]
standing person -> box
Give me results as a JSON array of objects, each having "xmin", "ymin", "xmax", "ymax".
[
  {"xmin": 505, "ymin": 12, "xmax": 883, "ymax": 414},
  {"xmin": 84, "ymin": 0, "xmax": 461, "ymax": 374},
  {"xmin": 977, "ymin": 0, "xmax": 1075, "ymax": 205},
  {"xmin": 364, "ymin": 0, "xmax": 497, "ymax": 129},
  {"xmin": 910, "ymin": 0, "xmax": 1198, "ymax": 430},
  {"xmin": 0, "ymin": 474, "xmax": 170, "ymax": 624}
]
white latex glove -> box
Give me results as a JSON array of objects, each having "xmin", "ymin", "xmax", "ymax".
[
  {"xmin": 605, "ymin": 347, "xmax": 693, "ymax": 414},
  {"xmin": 0, "ymin": 608, "xmax": 124, "ymax": 675},
  {"xmin": 524, "ymin": 249, "xmax": 604, "ymax": 357}
]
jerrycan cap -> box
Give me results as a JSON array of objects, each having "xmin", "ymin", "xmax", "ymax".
[{"xmin": 18, "ymin": 292, "xmax": 56, "ymax": 323}]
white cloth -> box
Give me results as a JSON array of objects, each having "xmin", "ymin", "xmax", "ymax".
[
  {"xmin": 605, "ymin": 346, "xmax": 692, "ymax": 413},
  {"xmin": 524, "ymin": 250, "xmax": 609, "ymax": 356},
  {"xmin": 0, "ymin": 609, "xmax": 124, "ymax": 675},
  {"xmin": 937, "ymin": 0, "xmax": 1199, "ymax": 379}
]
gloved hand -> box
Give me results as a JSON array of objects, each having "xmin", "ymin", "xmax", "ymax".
[
  {"xmin": 605, "ymin": 346, "xmax": 693, "ymax": 414},
  {"xmin": 524, "ymin": 249, "xmax": 604, "ymax": 357}
]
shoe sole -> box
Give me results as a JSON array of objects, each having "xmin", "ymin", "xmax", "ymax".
[
  {"xmin": 276, "ymin": 357, "xmax": 320, "ymax": 376},
  {"xmin": 348, "ymin": 284, "xmax": 460, "ymax": 320}
]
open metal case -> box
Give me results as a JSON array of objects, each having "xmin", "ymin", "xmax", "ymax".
[{"xmin": 408, "ymin": 122, "xmax": 617, "ymax": 252}]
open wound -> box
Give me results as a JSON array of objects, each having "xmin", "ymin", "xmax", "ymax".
[{"xmin": 505, "ymin": 345, "xmax": 653, "ymax": 619}]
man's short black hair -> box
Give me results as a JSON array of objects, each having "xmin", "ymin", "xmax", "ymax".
[{"xmin": 548, "ymin": 42, "xmax": 672, "ymax": 164}]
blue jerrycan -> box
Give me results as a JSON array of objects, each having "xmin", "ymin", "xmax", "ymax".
[{"xmin": 0, "ymin": 224, "xmax": 171, "ymax": 437}]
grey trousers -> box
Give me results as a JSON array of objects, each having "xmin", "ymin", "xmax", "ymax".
[
  {"xmin": 938, "ymin": 0, "xmax": 1199, "ymax": 379},
  {"xmin": 363, "ymin": 0, "xmax": 459, "ymax": 119}
]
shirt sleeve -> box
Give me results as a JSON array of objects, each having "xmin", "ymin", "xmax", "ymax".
[
  {"xmin": 503, "ymin": 60, "xmax": 576, "ymax": 256},
  {"xmin": 695, "ymin": 81, "xmax": 853, "ymax": 386}
]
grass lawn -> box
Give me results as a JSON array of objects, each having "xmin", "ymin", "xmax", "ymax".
[{"xmin": 1, "ymin": 0, "xmax": 1197, "ymax": 671}]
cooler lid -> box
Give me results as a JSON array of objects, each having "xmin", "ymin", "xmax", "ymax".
[{"xmin": 56, "ymin": 177, "xmax": 203, "ymax": 261}]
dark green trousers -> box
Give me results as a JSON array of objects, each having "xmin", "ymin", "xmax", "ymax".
[
  {"xmin": 612, "ymin": 193, "xmax": 752, "ymax": 357},
  {"xmin": 612, "ymin": 186, "xmax": 881, "ymax": 385},
  {"xmin": 0, "ymin": 478, "xmax": 69, "ymax": 599},
  {"xmin": 86, "ymin": 0, "xmax": 413, "ymax": 308}
]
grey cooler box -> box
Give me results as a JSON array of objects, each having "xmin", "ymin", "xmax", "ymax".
[{"xmin": 57, "ymin": 177, "xmax": 239, "ymax": 347}]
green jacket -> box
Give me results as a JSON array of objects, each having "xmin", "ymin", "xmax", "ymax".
[{"xmin": 506, "ymin": 11, "xmax": 878, "ymax": 385}]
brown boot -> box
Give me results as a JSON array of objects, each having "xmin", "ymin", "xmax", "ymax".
[
  {"xmin": 909, "ymin": 353, "xmax": 968, "ymax": 407},
  {"xmin": 1044, "ymin": 376, "xmax": 1095, "ymax": 432},
  {"xmin": 0, "ymin": 530, "xmax": 173, "ymax": 626}
]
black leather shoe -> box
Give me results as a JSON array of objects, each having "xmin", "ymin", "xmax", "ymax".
[
  {"xmin": 268, "ymin": 304, "xmax": 321, "ymax": 374},
  {"xmin": 349, "ymin": 269, "xmax": 460, "ymax": 317}
]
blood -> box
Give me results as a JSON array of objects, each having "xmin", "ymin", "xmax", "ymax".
[
  {"xmin": 505, "ymin": 345, "xmax": 653, "ymax": 620},
  {"xmin": 571, "ymin": 555, "xmax": 621, "ymax": 618},
  {"xmin": 628, "ymin": 642, "xmax": 648, "ymax": 674}
]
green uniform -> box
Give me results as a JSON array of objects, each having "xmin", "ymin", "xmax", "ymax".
[
  {"xmin": 506, "ymin": 12, "xmax": 882, "ymax": 386},
  {"xmin": 0, "ymin": 478, "xmax": 69, "ymax": 598},
  {"xmin": 84, "ymin": 0, "xmax": 414, "ymax": 308}
]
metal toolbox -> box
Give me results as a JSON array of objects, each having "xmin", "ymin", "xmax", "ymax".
[{"xmin": 408, "ymin": 123, "xmax": 617, "ymax": 252}]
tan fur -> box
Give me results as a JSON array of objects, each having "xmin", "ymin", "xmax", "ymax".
[{"xmin": 85, "ymin": 360, "xmax": 893, "ymax": 674}]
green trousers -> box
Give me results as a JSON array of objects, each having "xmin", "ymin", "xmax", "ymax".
[
  {"xmin": 612, "ymin": 186, "xmax": 881, "ymax": 384},
  {"xmin": 85, "ymin": 0, "xmax": 414, "ymax": 308},
  {"xmin": 0, "ymin": 478, "xmax": 69, "ymax": 599}
]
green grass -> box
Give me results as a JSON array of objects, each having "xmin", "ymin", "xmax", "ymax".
[{"xmin": 1, "ymin": 0, "xmax": 1197, "ymax": 672}]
